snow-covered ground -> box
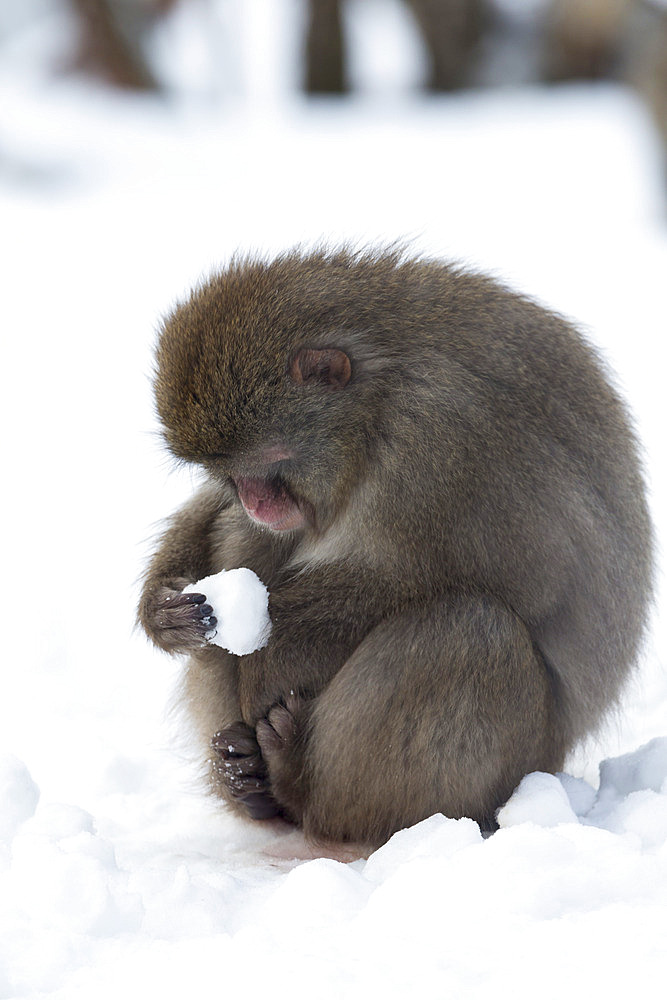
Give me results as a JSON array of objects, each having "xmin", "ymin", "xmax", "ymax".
[{"xmin": 1, "ymin": 2, "xmax": 666, "ymax": 996}]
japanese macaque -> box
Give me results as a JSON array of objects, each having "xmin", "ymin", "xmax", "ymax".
[{"xmin": 139, "ymin": 247, "xmax": 653, "ymax": 847}]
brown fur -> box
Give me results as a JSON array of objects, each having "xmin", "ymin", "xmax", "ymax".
[{"xmin": 138, "ymin": 246, "xmax": 653, "ymax": 847}]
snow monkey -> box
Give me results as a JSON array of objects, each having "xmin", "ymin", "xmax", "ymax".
[{"xmin": 139, "ymin": 247, "xmax": 653, "ymax": 847}]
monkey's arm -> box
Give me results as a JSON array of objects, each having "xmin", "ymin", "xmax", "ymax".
[{"xmin": 138, "ymin": 483, "xmax": 229, "ymax": 653}]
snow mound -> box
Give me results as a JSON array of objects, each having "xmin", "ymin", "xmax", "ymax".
[
  {"xmin": 0, "ymin": 754, "xmax": 40, "ymax": 845},
  {"xmin": 498, "ymin": 737, "xmax": 667, "ymax": 850},
  {"xmin": 496, "ymin": 771, "xmax": 580, "ymax": 827},
  {"xmin": 364, "ymin": 812, "xmax": 483, "ymax": 881},
  {"xmin": 2, "ymin": 742, "xmax": 667, "ymax": 997}
]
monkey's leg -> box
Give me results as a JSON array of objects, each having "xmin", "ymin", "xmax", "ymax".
[
  {"xmin": 176, "ymin": 645, "xmax": 277, "ymax": 819},
  {"xmin": 257, "ymin": 594, "xmax": 564, "ymax": 845}
]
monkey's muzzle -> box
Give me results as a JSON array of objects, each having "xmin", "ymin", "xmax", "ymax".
[{"xmin": 234, "ymin": 476, "xmax": 306, "ymax": 532}]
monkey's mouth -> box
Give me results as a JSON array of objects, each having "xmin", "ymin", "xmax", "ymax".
[{"xmin": 234, "ymin": 476, "xmax": 307, "ymax": 531}]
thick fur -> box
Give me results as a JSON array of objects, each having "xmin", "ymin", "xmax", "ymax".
[{"xmin": 138, "ymin": 247, "xmax": 653, "ymax": 847}]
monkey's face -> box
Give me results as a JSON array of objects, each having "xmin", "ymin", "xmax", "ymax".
[
  {"xmin": 231, "ymin": 347, "xmax": 355, "ymax": 532},
  {"xmin": 155, "ymin": 288, "xmax": 365, "ymax": 535}
]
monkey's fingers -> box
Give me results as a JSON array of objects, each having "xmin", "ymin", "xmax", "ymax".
[
  {"xmin": 156, "ymin": 592, "xmax": 216, "ymax": 630},
  {"xmin": 164, "ymin": 591, "xmax": 207, "ymax": 608},
  {"xmin": 146, "ymin": 586, "xmax": 218, "ymax": 651},
  {"xmin": 161, "ymin": 604, "xmax": 217, "ymax": 630}
]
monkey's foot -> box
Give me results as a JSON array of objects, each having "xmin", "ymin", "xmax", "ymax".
[
  {"xmin": 255, "ymin": 698, "xmax": 301, "ymax": 762},
  {"xmin": 255, "ymin": 696, "xmax": 306, "ymax": 824},
  {"xmin": 211, "ymin": 723, "xmax": 279, "ymax": 820}
]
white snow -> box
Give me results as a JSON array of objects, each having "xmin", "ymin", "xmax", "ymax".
[
  {"xmin": 0, "ymin": 755, "xmax": 40, "ymax": 845},
  {"xmin": 1, "ymin": 1, "xmax": 666, "ymax": 997},
  {"xmin": 496, "ymin": 771, "xmax": 581, "ymax": 827},
  {"xmin": 183, "ymin": 568, "xmax": 272, "ymax": 655}
]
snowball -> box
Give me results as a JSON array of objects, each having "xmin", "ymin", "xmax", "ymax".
[
  {"xmin": 0, "ymin": 754, "xmax": 40, "ymax": 844},
  {"xmin": 184, "ymin": 568, "xmax": 272, "ymax": 656},
  {"xmin": 496, "ymin": 771, "xmax": 579, "ymax": 828}
]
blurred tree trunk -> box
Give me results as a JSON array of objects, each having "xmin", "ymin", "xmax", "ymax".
[
  {"xmin": 410, "ymin": 0, "xmax": 487, "ymax": 91},
  {"xmin": 627, "ymin": 2, "xmax": 667, "ymax": 168},
  {"xmin": 304, "ymin": 0, "xmax": 347, "ymax": 93},
  {"xmin": 541, "ymin": 0, "xmax": 632, "ymax": 81},
  {"xmin": 303, "ymin": 0, "xmax": 487, "ymax": 96},
  {"xmin": 67, "ymin": 0, "xmax": 177, "ymax": 91}
]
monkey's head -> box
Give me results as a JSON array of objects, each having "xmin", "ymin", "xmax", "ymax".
[{"xmin": 154, "ymin": 252, "xmax": 394, "ymax": 534}]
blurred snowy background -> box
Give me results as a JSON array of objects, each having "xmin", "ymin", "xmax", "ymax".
[{"xmin": 1, "ymin": 1, "xmax": 666, "ymax": 996}]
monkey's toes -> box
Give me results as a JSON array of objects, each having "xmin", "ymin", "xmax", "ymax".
[
  {"xmin": 212, "ymin": 723, "xmax": 257, "ymax": 755},
  {"xmin": 237, "ymin": 791, "xmax": 281, "ymax": 820},
  {"xmin": 211, "ymin": 723, "xmax": 279, "ymax": 820},
  {"xmin": 255, "ymin": 696, "xmax": 302, "ymax": 762},
  {"xmin": 253, "ymin": 698, "xmax": 306, "ymax": 827}
]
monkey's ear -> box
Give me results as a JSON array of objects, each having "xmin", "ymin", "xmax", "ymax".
[{"xmin": 289, "ymin": 348, "xmax": 352, "ymax": 390}]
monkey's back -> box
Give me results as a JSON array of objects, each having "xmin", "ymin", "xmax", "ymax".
[
  {"xmin": 327, "ymin": 256, "xmax": 653, "ymax": 748},
  {"xmin": 254, "ymin": 250, "xmax": 653, "ymax": 746}
]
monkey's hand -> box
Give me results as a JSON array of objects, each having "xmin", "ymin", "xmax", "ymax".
[{"xmin": 139, "ymin": 582, "xmax": 217, "ymax": 653}]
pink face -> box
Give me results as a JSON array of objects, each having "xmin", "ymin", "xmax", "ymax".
[
  {"xmin": 234, "ymin": 476, "xmax": 306, "ymax": 531},
  {"xmin": 232, "ymin": 348, "xmax": 353, "ymax": 533}
]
